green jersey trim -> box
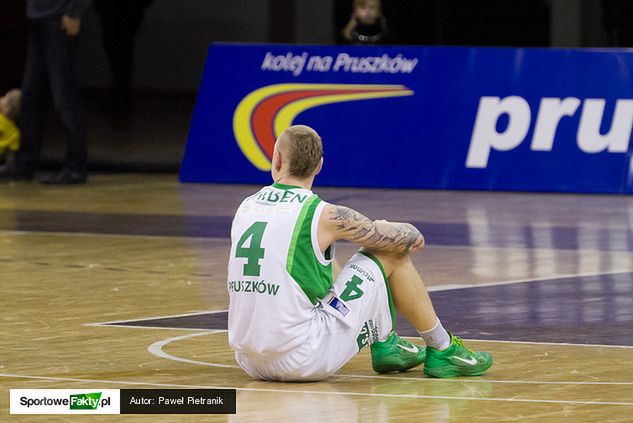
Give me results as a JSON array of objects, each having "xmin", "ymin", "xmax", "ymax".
[
  {"xmin": 286, "ymin": 195, "xmax": 333, "ymax": 305},
  {"xmin": 359, "ymin": 251, "xmax": 396, "ymax": 331},
  {"xmin": 272, "ymin": 182, "xmax": 303, "ymax": 190}
]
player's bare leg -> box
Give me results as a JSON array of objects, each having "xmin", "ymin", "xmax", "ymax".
[
  {"xmin": 367, "ymin": 250, "xmax": 439, "ymax": 332},
  {"xmin": 366, "ymin": 248, "xmax": 493, "ymax": 378}
]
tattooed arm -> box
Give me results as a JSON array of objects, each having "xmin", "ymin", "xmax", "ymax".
[{"xmin": 318, "ymin": 204, "xmax": 425, "ymax": 254}]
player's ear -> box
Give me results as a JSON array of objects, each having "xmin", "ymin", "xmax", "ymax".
[
  {"xmin": 314, "ymin": 157, "xmax": 323, "ymax": 175},
  {"xmin": 272, "ymin": 148, "xmax": 283, "ymax": 172}
]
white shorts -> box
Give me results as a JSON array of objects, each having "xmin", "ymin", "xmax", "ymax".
[{"xmin": 235, "ymin": 251, "xmax": 395, "ymax": 381}]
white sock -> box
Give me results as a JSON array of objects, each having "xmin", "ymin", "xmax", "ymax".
[{"xmin": 418, "ymin": 319, "xmax": 451, "ymax": 351}]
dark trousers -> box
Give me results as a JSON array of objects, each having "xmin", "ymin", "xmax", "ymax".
[
  {"xmin": 94, "ymin": 0, "xmax": 154, "ymax": 105},
  {"xmin": 18, "ymin": 16, "xmax": 86, "ymax": 172}
]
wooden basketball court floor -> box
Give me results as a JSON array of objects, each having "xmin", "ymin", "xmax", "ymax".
[{"xmin": 1, "ymin": 173, "xmax": 633, "ymax": 422}]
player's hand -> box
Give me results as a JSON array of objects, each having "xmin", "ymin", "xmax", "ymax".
[{"xmin": 61, "ymin": 15, "xmax": 81, "ymax": 36}]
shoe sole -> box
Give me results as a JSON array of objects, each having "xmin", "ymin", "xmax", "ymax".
[
  {"xmin": 372, "ymin": 355, "xmax": 426, "ymax": 374},
  {"xmin": 423, "ymin": 360, "xmax": 493, "ymax": 378}
]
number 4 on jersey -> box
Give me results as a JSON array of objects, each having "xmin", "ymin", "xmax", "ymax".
[
  {"xmin": 235, "ymin": 222, "xmax": 268, "ymax": 276},
  {"xmin": 340, "ymin": 275, "xmax": 364, "ymax": 301}
]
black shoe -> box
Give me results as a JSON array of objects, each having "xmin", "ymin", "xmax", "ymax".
[
  {"xmin": 0, "ymin": 164, "xmax": 34, "ymax": 181},
  {"xmin": 38, "ymin": 168, "xmax": 87, "ymax": 185}
]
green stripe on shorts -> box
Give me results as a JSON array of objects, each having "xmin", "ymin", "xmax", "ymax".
[{"xmin": 359, "ymin": 251, "xmax": 396, "ymax": 331}]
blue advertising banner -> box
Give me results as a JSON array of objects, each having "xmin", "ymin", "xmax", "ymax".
[{"xmin": 180, "ymin": 43, "xmax": 633, "ymax": 194}]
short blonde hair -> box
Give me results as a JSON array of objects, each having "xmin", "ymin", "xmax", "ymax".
[
  {"xmin": 282, "ymin": 125, "xmax": 323, "ymax": 178},
  {"xmin": 354, "ymin": 0, "xmax": 383, "ymax": 14},
  {"xmin": 4, "ymin": 89, "xmax": 21, "ymax": 122},
  {"xmin": 353, "ymin": 0, "xmax": 386, "ymax": 30}
]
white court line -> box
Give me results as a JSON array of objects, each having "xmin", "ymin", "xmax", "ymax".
[
  {"xmin": 142, "ymin": 327, "xmax": 633, "ymax": 350},
  {"xmin": 459, "ymin": 338, "xmax": 633, "ymax": 350},
  {"xmin": 426, "ymin": 243, "xmax": 633, "ymax": 253},
  {"xmin": 0, "ymin": 230, "xmax": 211, "ymax": 241},
  {"xmin": 84, "ymin": 324, "xmax": 208, "ymax": 332},
  {"xmin": 426, "ymin": 269, "xmax": 633, "ymax": 292},
  {"xmin": 1, "ymin": 373, "xmax": 632, "ymax": 407},
  {"xmin": 146, "ymin": 331, "xmax": 633, "ymax": 385},
  {"xmin": 85, "ymin": 267, "xmax": 633, "ymax": 328},
  {"xmin": 333, "ymin": 374, "xmax": 633, "ymax": 386},
  {"xmin": 147, "ymin": 331, "xmax": 239, "ymax": 369},
  {"xmin": 86, "ymin": 306, "xmax": 633, "ymax": 350}
]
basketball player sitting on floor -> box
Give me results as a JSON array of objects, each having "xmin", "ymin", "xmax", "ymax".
[
  {"xmin": 227, "ymin": 125, "xmax": 493, "ymax": 381},
  {"xmin": 0, "ymin": 89, "xmax": 21, "ymax": 165}
]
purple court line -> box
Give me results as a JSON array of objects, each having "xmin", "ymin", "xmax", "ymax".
[{"xmin": 4, "ymin": 209, "xmax": 633, "ymax": 251}]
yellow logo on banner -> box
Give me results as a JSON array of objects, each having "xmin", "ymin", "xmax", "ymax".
[{"xmin": 233, "ymin": 83, "xmax": 414, "ymax": 171}]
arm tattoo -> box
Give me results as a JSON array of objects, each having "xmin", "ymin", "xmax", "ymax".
[{"xmin": 329, "ymin": 206, "xmax": 422, "ymax": 253}]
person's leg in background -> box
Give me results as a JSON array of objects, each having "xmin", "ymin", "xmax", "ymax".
[
  {"xmin": 0, "ymin": 19, "xmax": 47, "ymax": 180},
  {"xmin": 39, "ymin": 17, "xmax": 87, "ymax": 184},
  {"xmin": 95, "ymin": 0, "xmax": 155, "ymax": 112},
  {"xmin": 113, "ymin": 0, "xmax": 154, "ymax": 110},
  {"xmin": 95, "ymin": 0, "xmax": 128, "ymax": 111}
]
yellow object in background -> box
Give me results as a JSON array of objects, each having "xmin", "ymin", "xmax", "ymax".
[{"xmin": 0, "ymin": 113, "xmax": 20, "ymax": 154}]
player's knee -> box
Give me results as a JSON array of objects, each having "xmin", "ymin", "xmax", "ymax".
[
  {"xmin": 359, "ymin": 248, "xmax": 410, "ymax": 275},
  {"xmin": 361, "ymin": 247, "xmax": 409, "ymax": 260}
]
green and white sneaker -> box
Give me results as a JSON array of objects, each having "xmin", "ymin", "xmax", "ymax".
[
  {"xmin": 371, "ymin": 332, "xmax": 426, "ymax": 374},
  {"xmin": 423, "ymin": 333, "xmax": 493, "ymax": 378}
]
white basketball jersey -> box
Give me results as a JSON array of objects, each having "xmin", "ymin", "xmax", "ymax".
[{"xmin": 227, "ymin": 183, "xmax": 334, "ymax": 356}]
